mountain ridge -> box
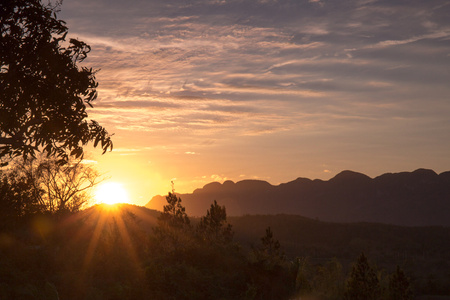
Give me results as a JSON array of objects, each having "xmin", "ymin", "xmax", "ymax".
[{"xmin": 146, "ymin": 169, "xmax": 450, "ymax": 226}]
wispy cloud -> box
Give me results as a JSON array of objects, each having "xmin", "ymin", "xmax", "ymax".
[
  {"xmin": 365, "ymin": 30, "xmax": 450, "ymax": 49},
  {"xmin": 59, "ymin": 0, "xmax": 450, "ymax": 187}
]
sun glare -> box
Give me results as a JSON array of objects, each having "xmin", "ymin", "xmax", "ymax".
[{"xmin": 95, "ymin": 182, "xmax": 130, "ymax": 205}]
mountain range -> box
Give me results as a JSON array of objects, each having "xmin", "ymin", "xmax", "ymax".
[{"xmin": 146, "ymin": 169, "xmax": 450, "ymax": 226}]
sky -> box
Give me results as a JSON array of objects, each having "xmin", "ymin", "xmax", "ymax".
[{"xmin": 59, "ymin": 0, "xmax": 450, "ymax": 206}]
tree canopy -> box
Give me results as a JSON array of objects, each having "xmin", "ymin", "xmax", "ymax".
[{"xmin": 0, "ymin": 0, "xmax": 112, "ymax": 163}]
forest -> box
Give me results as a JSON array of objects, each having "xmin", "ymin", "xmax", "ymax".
[{"xmin": 1, "ymin": 158, "xmax": 449, "ymax": 299}]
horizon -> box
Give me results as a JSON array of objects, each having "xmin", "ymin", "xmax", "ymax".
[
  {"xmin": 146, "ymin": 167, "xmax": 449, "ymax": 198},
  {"xmin": 58, "ymin": 0, "xmax": 450, "ymax": 206}
]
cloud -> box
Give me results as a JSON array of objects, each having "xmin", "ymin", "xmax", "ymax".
[
  {"xmin": 211, "ymin": 174, "xmax": 227, "ymax": 182},
  {"xmin": 366, "ymin": 30, "xmax": 450, "ymax": 49},
  {"xmin": 96, "ymin": 100, "xmax": 181, "ymax": 110},
  {"xmin": 59, "ymin": 0, "xmax": 450, "ymax": 166}
]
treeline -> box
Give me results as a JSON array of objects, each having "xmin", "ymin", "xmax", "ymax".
[
  {"xmin": 0, "ymin": 179, "xmax": 418, "ymax": 299},
  {"xmin": 230, "ymin": 214, "xmax": 450, "ymax": 296},
  {"xmin": 145, "ymin": 193, "xmax": 415, "ymax": 299}
]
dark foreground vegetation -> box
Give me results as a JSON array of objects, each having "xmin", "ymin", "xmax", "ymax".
[
  {"xmin": 1, "ymin": 184, "xmax": 449, "ymax": 299},
  {"xmin": 231, "ymin": 215, "xmax": 450, "ymax": 298}
]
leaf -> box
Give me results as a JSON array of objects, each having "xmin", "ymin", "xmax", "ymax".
[{"xmin": 93, "ymin": 135, "xmax": 100, "ymax": 148}]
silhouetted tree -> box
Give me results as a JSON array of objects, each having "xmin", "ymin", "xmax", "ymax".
[
  {"xmin": 33, "ymin": 157, "xmax": 100, "ymax": 212},
  {"xmin": 250, "ymin": 227, "xmax": 294, "ymax": 299},
  {"xmin": 158, "ymin": 192, "xmax": 190, "ymax": 228},
  {"xmin": 344, "ymin": 252, "xmax": 381, "ymax": 300},
  {"xmin": 0, "ymin": 0, "xmax": 112, "ymax": 164},
  {"xmin": 388, "ymin": 266, "xmax": 413, "ymax": 300},
  {"xmin": 0, "ymin": 167, "xmax": 41, "ymax": 228},
  {"xmin": 253, "ymin": 226, "xmax": 285, "ymax": 269},
  {"xmin": 197, "ymin": 200, "xmax": 233, "ymax": 244},
  {"xmin": 2, "ymin": 156, "xmax": 99, "ymax": 215},
  {"xmin": 151, "ymin": 192, "xmax": 191, "ymax": 255},
  {"xmin": 146, "ymin": 195, "xmax": 253, "ymax": 299}
]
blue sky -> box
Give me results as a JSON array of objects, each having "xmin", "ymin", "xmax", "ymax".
[{"xmin": 60, "ymin": 0, "xmax": 450, "ymax": 204}]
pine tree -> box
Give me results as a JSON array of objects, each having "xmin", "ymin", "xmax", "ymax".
[
  {"xmin": 158, "ymin": 192, "xmax": 190, "ymax": 228},
  {"xmin": 152, "ymin": 192, "xmax": 191, "ymax": 254},
  {"xmin": 344, "ymin": 252, "xmax": 381, "ymax": 300},
  {"xmin": 388, "ymin": 266, "xmax": 413, "ymax": 300},
  {"xmin": 253, "ymin": 226, "xmax": 285, "ymax": 270},
  {"xmin": 197, "ymin": 200, "xmax": 233, "ymax": 244}
]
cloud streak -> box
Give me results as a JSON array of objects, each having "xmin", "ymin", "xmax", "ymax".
[{"xmin": 59, "ymin": 0, "xmax": 450, "ymax": 195}]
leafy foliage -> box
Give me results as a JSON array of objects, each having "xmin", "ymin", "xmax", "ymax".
[
  {"xmin": 0, "ymin": 167, "xmax": 41, "ymax": 229},
  {"xmin": 0, "ymin": 0, "xmax": 112, "ymax": 163}
]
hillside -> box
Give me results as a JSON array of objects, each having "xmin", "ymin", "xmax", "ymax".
[
  {"xmin": 78, "ymin": 204, "xmax": 450, "ymax": 295},
  {"xmin": 146, "ymin": 169, "xmax": 450, "ymax": 226},
  {"xmin": 229, "ymin": 214, "xmax": 450, "ymax": 296},
  {"xmin": 85, "ymin": 205, "xmax": 450, "ymax": 295}
]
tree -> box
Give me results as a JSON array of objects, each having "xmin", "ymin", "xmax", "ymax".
[
  {"xmin": 253, "ymin": 226, "xmax": 285, "ymax": 269},
  {"xmin": 0, "ymin": 0, "xmax": 112, "ymax": 163},
  {"xmin": 250, "ymin": 227, "xmax": 295, "ymax": 299},
  {"xmin": 7, "ymin": 156, "xmax": 100, "ymax": 213},
  {"xmin": 0, "ymin": 166, "xmax": 42, "ymax": 228},
  {"xmin": 344, "ymin": 252, "xmax": 381, "ymax": 300},
  {"xmin": 388, "ymin": 266, "xmax": 413, "ymax": 300},
  {"xmin": 197, "ymin": 200, "xmax": 233, "ymax": 244},
  {"xmin": 158, "ymin": 192, "xmax": 190, "ymax": 228},
  {"xmin": 151, "ymin": 192, "xmax": 191, "ymax": 254},
  {"xmin": 36, "ymin": 157, "xmax": 99, "ymax": 212}
]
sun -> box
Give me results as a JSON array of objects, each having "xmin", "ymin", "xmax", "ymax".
[{"xmin": 94, "ymin": 182, "xmax": 130, "ymax": 205}]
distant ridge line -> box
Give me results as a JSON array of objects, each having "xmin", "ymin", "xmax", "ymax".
[{"xmin": 146, "ymin": 169, "xmax": 450, "ymax": 226}]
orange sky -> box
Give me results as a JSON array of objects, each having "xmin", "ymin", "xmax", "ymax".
[{"xmin": 59, "ymin": 0, "xmax": 450, "ymax": 206}]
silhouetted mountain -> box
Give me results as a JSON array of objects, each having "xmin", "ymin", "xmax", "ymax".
[{"xmin": 146, "ymin": 169, "xmax": 450, "ymax": 226}]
